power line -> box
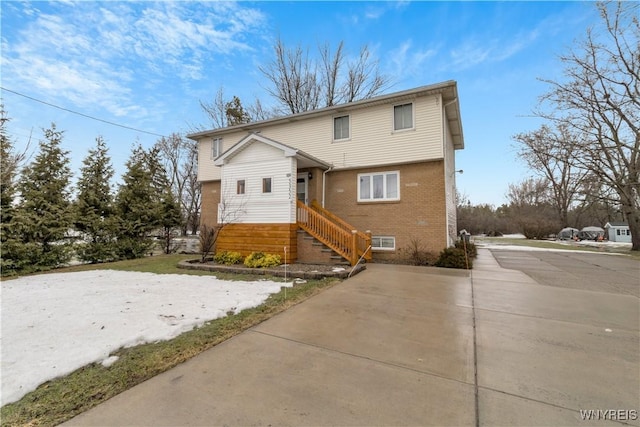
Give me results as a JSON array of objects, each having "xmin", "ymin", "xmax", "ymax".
[{"xmin": 1, "ymin": 86, "xmax": 168, "ymax": 138}]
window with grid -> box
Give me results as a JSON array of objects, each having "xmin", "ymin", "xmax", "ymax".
[
  {"xmin": 393, "ymin": 103, "xmax": 413, "ymax": 131},
  {"xmin": 358, "ymin": 171, "xmax": 399, "ymax": 202},
  {"xmin": 371, "ymin": 236, "xmax": 395, "ymax": 251}
]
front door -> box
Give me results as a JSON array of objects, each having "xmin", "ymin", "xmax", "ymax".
[{"xmin": 296, "ymin": 173, "xmax": 309, "ymax": 205}]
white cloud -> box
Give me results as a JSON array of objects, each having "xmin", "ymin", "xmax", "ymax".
[
  {"xmin": 1, "ymin": 2, "xmax": 266, "ymax": 120},
  {"xmin": 389, "ymin": 39, "xmax": 438, "ymax": 78}
]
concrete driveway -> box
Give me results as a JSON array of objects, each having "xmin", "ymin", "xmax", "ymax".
[{"xmin": 66, "ymin": 249, "xmax": 639, "ymax": 426}]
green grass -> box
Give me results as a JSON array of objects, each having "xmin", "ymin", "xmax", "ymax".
[
  {"xmin": 2, "ymin": 254, "xmax": 262, "ymax": 281},
  {"xmin": 0, "ymin": 254, "xmax": 340, "ymax": 427}
]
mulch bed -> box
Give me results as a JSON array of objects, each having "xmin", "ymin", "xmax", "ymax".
[{"xmin": 177, "ymin": 259, "xmax": 366, "ymax": 279}]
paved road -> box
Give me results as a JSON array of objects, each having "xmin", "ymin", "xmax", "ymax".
[
  {"xmin": 491, "ymin": 250, "xmax": 639, "ymax": 297},
  {"xmin": 66, "ymin": 249, "xmax": 639, "ymax": 426}
]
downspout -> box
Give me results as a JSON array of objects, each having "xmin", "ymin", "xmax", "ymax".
[{"xmin": 322, "ymin": 165, "xmax": 334, "ymax": 209}]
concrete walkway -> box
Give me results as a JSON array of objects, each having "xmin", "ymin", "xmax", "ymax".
[{"xmin": 66, "ymin": 249, "xmax": 639, "ymax": 426}]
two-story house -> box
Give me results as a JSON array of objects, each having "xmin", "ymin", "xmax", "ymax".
[{"xmin": 188, "ymin": 80, "xmax": 464, "ymax": 265}]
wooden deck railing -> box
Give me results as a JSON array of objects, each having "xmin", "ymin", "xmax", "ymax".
[{"xmin": 296, "ymin": 200, "xmax": 372, "ymax": 266}]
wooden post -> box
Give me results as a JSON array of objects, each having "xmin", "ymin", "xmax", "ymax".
[
  {"xmin": 365, "ymin": 230, "xmax": 372, "ymax": 261},
  {"xmin": 351, "ymin": 230, "xmax": 358, "ymax": 266}
]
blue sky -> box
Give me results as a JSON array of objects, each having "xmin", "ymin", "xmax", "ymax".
[{"xmin": 1, "ymin": 1, "xmax": 599, "ymax": 206}]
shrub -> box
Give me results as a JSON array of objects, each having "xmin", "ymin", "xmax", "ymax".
[
  {"xmin": 399, "ymin": 238, "xmax": 438, "ymax": 266},
  {"xmin": 243, "ymin": 252, "xmax": 282, "ymax": 268},
  {"xmin": 455, "ymin": 240, "xmax": 477, "ymax": 259},
  {"xmin": 214, "ymin": 251, "xmax": 243, "ymax": 265},
  {"xmin": 435, "ymin": 247, "xmax": 472, "ymax": 269}
]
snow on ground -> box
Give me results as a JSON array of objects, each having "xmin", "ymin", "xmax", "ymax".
[
  {"xmin": 0, "ymin": 270, "xmax": 292, "ymax": 406},
  {"xmin": 476, "ymin": 236, "xmax": 632, "ymax": 254}
]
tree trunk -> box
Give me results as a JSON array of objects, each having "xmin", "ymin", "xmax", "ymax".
[{"xmin": 624, "ymin": 203, "xmax": 640, "ymax": 251}]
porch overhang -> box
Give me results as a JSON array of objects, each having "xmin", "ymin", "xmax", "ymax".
[{"xmin": 214, "ymin": 132, "xmax": 332, "ymax": 170}]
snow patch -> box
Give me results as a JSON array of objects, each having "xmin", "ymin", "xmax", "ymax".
[
  {"xmin": 0, "ymin": 270, "xmax": 291, "ymax": 406},
  {"xmin": 101, "ymin": 356, "xmax": 119, "ymax": 368}
]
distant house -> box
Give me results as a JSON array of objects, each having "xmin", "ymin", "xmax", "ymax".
[
  {"xmin": 604, "ymin": 222, "xmax": 631, "ymax": 243},
  {"xmin": 188, "ymin": 81, "xmax": 465, "ymax": 265}
]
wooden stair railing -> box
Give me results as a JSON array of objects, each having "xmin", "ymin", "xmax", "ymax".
[
  {"xmin": 296, "ymin": 200, "xmax": 372, "ymax": 266},
  {"xmin": 309, "ymin": 200, "xmax": 372, "ymax": 262}
]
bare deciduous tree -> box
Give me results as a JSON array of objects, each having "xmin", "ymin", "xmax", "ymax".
[
  {"xmin": 513, "ymin": 123, "xmax": 588, "ymax": 226},
  {"xmin": 506, "ymin": 178, "xmax": 559, "ymax": 239},
  {"xmin": 537, "ymin": 1, "xmax": 639, "ymax": 249},
  {"xmin": 154, "ymin": 134, "xmax": 202, "ymax": 235},
  {"xmin": 181, "ymin": 140, "xmax": 201, "ymax": 234},
  {"xmin": 260, "ymin": 37, "xmax": 391, "ymax": 114},
  {"xmin": 343, "ymin": 45, "xmax": 389, "ymax": 103},
  {"xmin": 199, "ymin": 87, "xmax": 275, "ymax": 130},
  {"xmin": 200, "ymin": 87, "xmax": 227, "ymax": 129}
]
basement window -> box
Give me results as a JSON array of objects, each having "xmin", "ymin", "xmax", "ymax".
[{"xmin": 371, "ymin": 236, "xmax": 395, "ymax": 251}]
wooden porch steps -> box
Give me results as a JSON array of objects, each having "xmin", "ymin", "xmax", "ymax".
[
  {"xmin": 297, "ymin": 230, "xmax": 351, "ymax": 265},
  {"xmin": 296, "ymin": 200, "xmax": 372, "ymax": 266}
]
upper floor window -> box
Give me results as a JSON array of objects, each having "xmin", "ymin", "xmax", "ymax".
[
  {"xmin": 211, "ymin": 137, "xmax": 223, "ymax": 159},
  {"xmin": 334, "ymin": 115, "xmax": 350, "ymax": 141},
  {"xmin": 394, "ymin": 103, "xmax": 413, "ymax": 131},
  {"xmin": 358, "ymin": 171, "xmax": 400, "ymax": 202}
]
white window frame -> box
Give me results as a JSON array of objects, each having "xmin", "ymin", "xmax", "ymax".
[
  {"xmin": 393, "ymin": 103, "xmax": 414, "ymax": 131},
  {"xmin": 357, "ymin": 171, "xmax": 400, "ymax": 202},
  {"xmin": 262, "ymin": 177, "xmax": 273, "ymax": 194},
  {"xmin": 333, "ymin": 115, "xmax": 350, "ymax": 141},
  {"xmin": 371, "ymin": 236, "xmax": 395, "ymax": 251},
  {"xmin": 211, "ymin": 137, "xmax": 223, "ymax": 159}
]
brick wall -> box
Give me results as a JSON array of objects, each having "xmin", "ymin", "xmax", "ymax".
[
  {"xmin": 200, "ymin": 180, "xmax": 221, "ymax": 229},
  {"xmin": 201, "ymin": 160, "xmax": 449, "ymax": 263},
  {"xmin": 296, "ymin": 230, "xmax": 335, "ymax": 264},
  {"xmin": 324, "ymin": 161, "xmax": 447, "ymax": 261}
]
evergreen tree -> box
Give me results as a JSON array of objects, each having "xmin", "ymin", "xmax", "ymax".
[
  {"xmin": 75, "ymin": 137, "xmax": 117, "ymax": 263},
  {"xmin": 114, "ymin": 144, "xmax": 177, "ymax": 259},
  {"xmin": 158, "ymin": 189, "xmax": 183, "ymax": 254},
  {"xmin": 145, "ymin": 145, "xmax": 183, "ymax": 254},
  {"xmin": 1, "ymin": 106, "xmax": 16, "ymax": 237},
  {"xmin": 0, "ymin": 106, "xmax": 25, "ymax": 274},
  {"xmin": 225, "ymin": 96, "xmax": 251, "ymax": 125},
  {"xmin": 14, "ymin": 124, "xmax": 74, "ymax": 269}
]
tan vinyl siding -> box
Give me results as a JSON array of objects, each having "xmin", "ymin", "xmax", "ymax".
[
  {"xmin": 198, "ymin": 94, "xmax": 443, "ymax": 179},
  {"xmin": 198, "ymin": 138, "xmax": 220, "ymax": 182}
]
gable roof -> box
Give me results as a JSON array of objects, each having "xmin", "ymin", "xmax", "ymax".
[
  {"xmin": 214, "ymin": 133, "xmax": 332, "ymax": 169},
  {"xmin": 188, "ymin": 80, "xmax": 464, "ymax": 149},
  {"xmin": 604, "ymin": 222, "xmax": 629, "ymax": 228}
]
